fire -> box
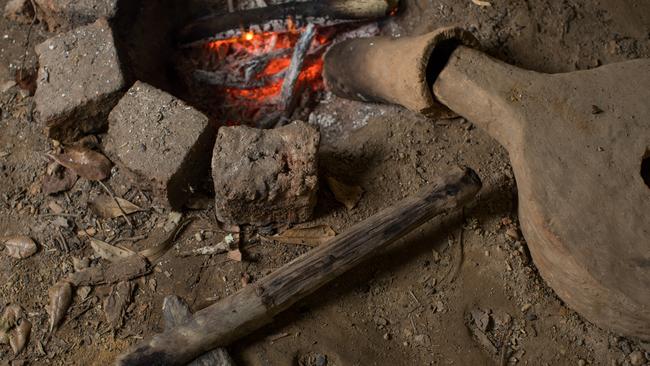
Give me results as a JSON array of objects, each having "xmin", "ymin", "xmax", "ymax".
[{"xmin": 197, "ymin": 25, "xmax": 332, "ymax": 126}]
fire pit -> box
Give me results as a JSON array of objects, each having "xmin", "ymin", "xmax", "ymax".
[{"xmin": 175, "ymin": 0, "xmax": 397, "ymax": 128}]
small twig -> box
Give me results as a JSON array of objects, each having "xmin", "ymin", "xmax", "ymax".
[
  {"xmin": 39, "ymin": 213, "xmax": 79, "ymax": 218},
  {"xmin": 449, "ymin": 226, "xmax": 464, "ymax": 283},
  {"xmin": 19, "ymin": 6, "xmax": 37, "ymax": 72},
  {"xmin": 409, "ymin": 315, "xmax": 417, "ymax": 334},
  {"xmin": 98, "ymin": 181, "xmax": 133, "ymax": 227},
  {"xmin": 58, "ymin": 229, "xmax": 69, "ymax": 253},
  {"xmin": 408, "ymin": 289, "xmax": 422, "ymax": 307},
  {"xmin": 268, "ymin": 332, "xmax": 290, "ymax": 343},
  {"xmin": 499, "ymin": 326, "xmax": 513, "ymax": 366}
]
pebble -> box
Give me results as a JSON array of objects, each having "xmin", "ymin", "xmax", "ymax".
[
  {"xmin": 505, "ymin": 228, "xmax": 520, "ymax": 240},
  {"xmin": 629, "ymin": 351, "xmax": 645, "ymax": 366},
  {"xmin": 577, "ymin": 360, "xmax": 586, "ymax": 366},
  {"xmin": 374, "ymin": 316, "xmax": 388, "ymax": 327},
  {"xmin": 383, "ymin": 333, "xmax": 391, "ymax": 340}
]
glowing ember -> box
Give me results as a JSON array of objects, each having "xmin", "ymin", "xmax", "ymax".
[{"xmin": 190, "ymin": 24, "xmax": 332, "ymax": 126}]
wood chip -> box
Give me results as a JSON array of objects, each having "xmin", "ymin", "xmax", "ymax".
[
  {"xmin": 326, "ymin": 177, "xmax": 364, "ymax": 210},
  {"xmin": 263, "ymin": 225, "xmax": 336, "ymax": 247},
  {"xmin": 90, "ymin": 195, "xmax": 142, "ymax": 219}
]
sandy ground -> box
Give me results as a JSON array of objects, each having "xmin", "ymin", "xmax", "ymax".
[{"xmin": 0, "ymin": 0, "xmax": 649, "ymax": 365}]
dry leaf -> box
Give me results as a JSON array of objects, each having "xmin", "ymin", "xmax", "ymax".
[
  {"xmin": 42, "ymin": 167, "xmax": 78, "ymax": 195},
  {"xmin": 48, "ymin": 281, "xmax": 73, "ymax": 332},
  {"xmin": 227, "ymin": 249, "xmax": 243, "ymax": 262},
  {"xmin": 90, "ymin": 196, "xmax": 142, "ymax": 219},
  {"xmin": 48, "ymin": 146, "xmax": 112, "ymax": 181},
  {"xmin": 139, "ymin": 218, "xmax": 192, "ymax": 263},
  {"xmin": 326, "ymin": 177, "xmax": 364, "ymax": 210},
  {"xmin": 103, "ymin": 281, "xmax": 134, "ymax": 330},
  {"xmin": 265, "ymin": 225, "xmax": 336, "ymax": 247},
  {"xmin": 9, "ymin": 318, "xmax": 31, "ymax": 354},
  {"xmin": 1, "ymin": 236, "xmax": 38, "ymax": 259},
  {"xmin": 90, "ymin": 238, "xmax": 136, "ymax": 262},
  {"xmin": 1, "ymin": 305, "xmax": 21, "ymax": 329}
]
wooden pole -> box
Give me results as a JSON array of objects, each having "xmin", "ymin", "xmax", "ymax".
[
  {"xmin": 117, "ymin": 167, "xmax": 481, "ymax": 366},
  {"xmin": 179, "ymin": 0, "xmax": 399, "ymax": 45}
]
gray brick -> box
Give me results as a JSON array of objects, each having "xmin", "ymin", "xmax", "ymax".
[
  {"xmin": 35, "ymin": 18, "xmax": 126, "ymax": 142},
  {"xmin": 105, "ymin": 81, "xmax": 214, "ymax": 210}
]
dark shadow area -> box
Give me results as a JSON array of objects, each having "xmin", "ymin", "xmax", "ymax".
[
  {"xmin": 642, "ymin": 149, "xmax": 650, "ymax": 188},
  {"xmin": 425, "ymin": 39, "xmax": 461, "ymax": 91},
  {"xmin": 111, "ymin": 0, "xmax": 229, "ymax": 107}
]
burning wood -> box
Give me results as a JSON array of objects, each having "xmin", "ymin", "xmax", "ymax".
[
  {"xmin": 183, "ymin": 21, "xmax": 382, "ymax": 128},
  {"xmin": 179, "ymin": 0, "xmax": 398, "ymax": 45},
  {"xmin": 279, "ymin": 23, "xmax": 316, "ymax": 122}
]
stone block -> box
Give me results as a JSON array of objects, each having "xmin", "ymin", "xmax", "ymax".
[
  {"xmin": 212, "ymin": 121, "xmax": 320, "ymax": 226},
  {"xmin": 34, "ymin": 0, "xmax": 118, "ymax": 31},
  {"xmin": 105, "ymin": 81, "xmax": 214, "ymax": 210},
  {"xmin": 34, "ymin": 18, "xmax": 126, "ymax": 142}
]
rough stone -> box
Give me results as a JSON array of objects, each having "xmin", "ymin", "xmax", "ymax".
[
  {"xmin": 212, "ymin": 121, "xmax": 319, "ymax": 226},
  {"xmin": 105, "ymin": 81, "xmax": 214, "ymax": 210},
  {"xmin": 34, "ymin": 0, "xmax": 117, "ymax": 31},
  {"xmin": 34, "ymin": 18, "xmax": 126, "ymax": 143},
  {"xmin": 4, "ymin": 0, "xmax": 34, "ymax": 24}
]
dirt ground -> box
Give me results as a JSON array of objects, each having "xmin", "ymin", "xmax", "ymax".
[{"xmin": 1, "ymin": 0, "xmax": 649, "ymax": 365}]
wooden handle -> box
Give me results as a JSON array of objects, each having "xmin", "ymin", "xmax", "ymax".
[
  {"xmin": 117, "ymin": 167, "xmax": 482, "ymax": 366},
  {"xmin": 432, "ymin": 46, "xmax": 536, "ymax": 152}
]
